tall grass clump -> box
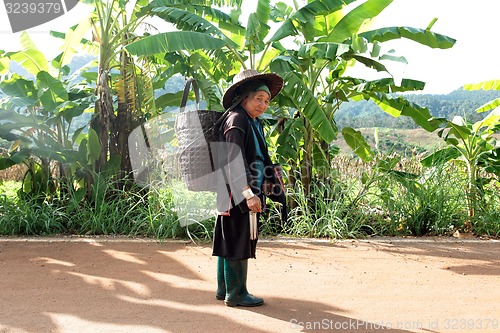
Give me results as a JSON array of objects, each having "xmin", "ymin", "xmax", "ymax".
[
  {"xmin": 0, "ymin": 176, "xmax": 216, "ymax": 240},
  {"xmin": 472, "ymin": 180, "xmax": 500, "ymax": 237},
  {"xmin": 376, "ymin": 162, "xmax": 467, "ymax": 236},
  {"xmin": 0, "ymin": 202, "xmax": 67, "ymax": 235},
  {"xmin": 137, "ymin": 183, "xmax": 215, "ymax": 241},
  {"xmin": 284, "ymin": 177, "xmax": 378, "ymax": 239},
  {"xmin": 0, "ymin": 180, "xmax": 66, "ymax": 235},
  {"xmin": 0, "ymin": 199, "xmax": 68, "ymax": 235},
  {"xmin": 260, "ymin": 201, "xmax": 287, "ymax": 235},
  {"xmin": 63, "ymin": 179, "xmax": 216, "ymax": 241}
]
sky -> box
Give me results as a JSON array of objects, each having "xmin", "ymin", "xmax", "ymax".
[
  {"xmin": 0, "ymin": 0, "xmax": 499, "ymax": 95},
  {"xmin": 363, "ymin": 0, "xmax": 500, "ymax": 94}
]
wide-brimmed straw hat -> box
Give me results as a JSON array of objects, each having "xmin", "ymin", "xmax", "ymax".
[{"xmin": 222, "ymin": 69, "xmax": 284, "ymax": 110}]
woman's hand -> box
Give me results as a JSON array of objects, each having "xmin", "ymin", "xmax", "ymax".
[{"xmin": 246, "ymin": 196, "xmax": 262, "ymax": 213}]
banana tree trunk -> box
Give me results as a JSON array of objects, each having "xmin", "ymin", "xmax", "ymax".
[
  {"xmin": 301, "ymin": 119, "xmax": 314, "ymax": 196},
  {"xmin": 95, "ymin": 67, "xmax": 113, "ymax": 173},
  {"xmin": 111, "ymin": 53, "xmax": 134, "ymax": 188},
  {"xmin": 112, "ymin": 105, "xmax": 133, "ymax": 178},
  {"xmin": 465, "ymin": 160, "xmax": 477, "ymax": 231}
]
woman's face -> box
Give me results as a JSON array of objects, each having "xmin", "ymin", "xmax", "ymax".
[{"xmin": 241, "ymin": 90, "xmax": 270, "ymax": 119}]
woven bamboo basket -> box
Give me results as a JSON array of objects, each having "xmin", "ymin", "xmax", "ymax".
[{"xmin": 175, "ymin": 79, "xmax": 222, "ymax": 192}]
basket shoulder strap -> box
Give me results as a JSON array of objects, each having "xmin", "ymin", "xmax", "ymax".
[{"xmin": 180, "ymin": 78, "xmax": 200, "ymax": 110}]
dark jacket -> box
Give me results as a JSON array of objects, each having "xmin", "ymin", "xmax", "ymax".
[
  {"xmin": 214, "ymin": 106, "xmax": 264, "ymax": 214},
  {"xmin": 212, "ymin": 106, "xmax": 263, "ymax": 259}
]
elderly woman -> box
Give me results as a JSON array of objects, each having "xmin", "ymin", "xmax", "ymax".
[{"xmin": 212, "ymin": 69, "xmax": 283, "ymax": 307}]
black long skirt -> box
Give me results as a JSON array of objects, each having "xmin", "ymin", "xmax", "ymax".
[{"xmin": 212, "ymin": 207, "xmax": 259, "ymax": 260}]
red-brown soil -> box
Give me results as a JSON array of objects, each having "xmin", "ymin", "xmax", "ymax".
[{"xmin": 0, "ymin": 237, "xmax": 498, "ymax": 333}]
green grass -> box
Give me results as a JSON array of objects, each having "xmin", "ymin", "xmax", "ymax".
[
  {"xmin": 374, "ymin": 163, "xmax": 467, "ymax": 236},
  {"xmin": 0, "ymin": 179, "xmax": 214, "ymax": 240},
  {"xmin": 472, "ymin": 182, "xmax": 500, "ymax": 237},
  {"xmin": 0, "ymin": 154, "xmax": 498, "ymax": 239},
  {"xmin": 283, "ymin": 179, "xmax": 378, "ymax": 239}
]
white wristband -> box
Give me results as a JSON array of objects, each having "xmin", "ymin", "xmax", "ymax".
[{"xmin": 242, "ymin": 188, "xmax": 255, "ymax": 200}]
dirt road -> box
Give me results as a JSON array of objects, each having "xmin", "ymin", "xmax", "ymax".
[{"xmin": 0, "ymin": 237, "xmax": 498, "ymax": 332}]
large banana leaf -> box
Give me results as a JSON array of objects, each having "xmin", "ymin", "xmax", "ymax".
[
  {"xmin": 151, "ymin": 7, "xmax": 235, "ymax": 45},
  {"xmin": 6, "ymin": 32, "xmax": 49, "ymax": 75},
  {"xmin": 146, "ymin": 2, "xmax": 245, "ymax": 46},
  {"xmin": 359, "ymin": 27, "xmax": 456, "ymax": 49},
  {"xmin": 276, "ymin": 117, "xmax": 304, "ymax": 163},
  {"xmin": 0, "ymin": 149, "xmax": 31, "ymax": 170},
  {"xmin": 87, "ymin": 128, "xmax": 101, "ymax": 163},
  {"xmin": 257, "ymin": 47, "xmax": 280, "ymax": 71},
  {"xmin": 0, "ymin": 55, "xmax": 9, "ymax": 75},
  {"xmin": 144, "ymin": 0, "xmax": 243, "ymax": 14},
  {"xmin": 0, "ymin": 74, "xmax": 37, "ymax": 99},
  {"xmin": 464, "ymin": 80, "xmax": 500, "ymax": 91},
  {"xmin": 326, "ymin": 0, "xmax": 393, "ymax": 42},
  {"xmin": 30, "ymin": 147, "xmax": 82, "ymax": 164},
  {"xmin": 436, "ymin": 117, "xmax": 472, "ymax": 148},
  {"xmin": 125, "ymin": 31, "xmax": 226, "ymax": 56},
  {"xmin": 421, "ymin": 146, "xmax": 461, "ymax": 168},
  {"xmin": 297, "ymin": 42, "xmax": 392, "ymax": 74},
  {"xmin": 312, "ymin": 140, "xmax": 330, "ymax": 170},
  {"xmin": 52, "ymin": 15, "xmax": 93, "ymax": 70},
  {"xmin": 349, "ymin": 54, "xmax": 390, "ymax": 73},
  {"xmin": 0, "ymin": 127, "xmax": 30, "ymax": 143},
  {"xmin": 368, "ymin": 92, "xmax": 441, "ymax": 132},
  {"xmin": 297, "ymin": 42, "xmax": 351, "ymax": 60},
  {"xmin": 0, "ymin": 109, "xmax": 53, "ymax": 136},
  {"xmin": 346, "ymin": 78, "xmax": 425, "ymax": 97},
  {"xmin": 155, "ymin": 90, "xmax": 184, "ymax": 110},
  {"xmin": 189, "ymin": 50, "xmax": 234, "ymax": 83},
  {"xmin": 245, "ymin": 0, "xmax": 271, "ymax": 53},
  {"xmin": 272, "ymin": 57, "xmax": 337, "ymax": 142},
  {"xmin": 36, "ymin": 71, "xmax": 69, "ymax": 112},
  {"xmin": 341, "ymin": 127, "xmax": 374, "ymax": 162},
  {"xmin": 191, "ymin": 74, "xmax": 224, "ymax": 111},
  {"xmin": 464, "ymin": 80, "xmax": 500, "ymax": 113},
  {"xmin": 287, "ymin": 73, "xmax": 337, "ymax": 142},
  {"xmin": 190, "ymin": 4, "xmax": 244, "ymax": 34},
  {"xmin": 472, "ymin": 108, "xmax": 500, "ymax": 133},
  {"xmin": 269, "ymin": 0, "xmax": 358, "ymax": 42},
  {"xmin": 474, "ymin": 98, "xmax": 500, "ymax": 113},
  {"xmin": 57, "ymin": 100, "xmax": 90, "ymax": 123},
  {"xmin": 188, "ymin": 0, "xmax": 242, "ymax": 6}
]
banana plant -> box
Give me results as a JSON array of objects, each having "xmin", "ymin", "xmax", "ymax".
[
  {"xmin": 126, "ymin": 0, "xmax": 249, "ymax": 110},
  {"xmin": 0, "ymin": 32, "xmax": 98, "ymax": 202},
  {"xmin": 421, "ymin": 79, "xmax": 500, "ymax": 226},
  {"xmin": 265, "ymin": 0, "xmax": 453, "ymax": 191},
  {"xmin": 64, "ymin": 0, "xmax": 162, "ymax": 182}
]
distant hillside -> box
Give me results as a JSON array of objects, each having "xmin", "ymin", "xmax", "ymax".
[
  {"xmin": 333, "ymin": 127, "xmax": 446, "ymax": 157},
  {"xmin": 335, "ymin": 88, "xmax": 500, "ymax": 129}
]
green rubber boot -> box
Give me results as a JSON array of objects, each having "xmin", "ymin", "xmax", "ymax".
[
  {"xmin": 240, "ymin": 260, "xmax": 252, "ymax": 296},
  {"xmin": 216, "ymin": 257, "xmax": 225, "ymax": 300},
  {"xmin": 224, "ymin": 259, "xmax": 264, "ymax": 307}
]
